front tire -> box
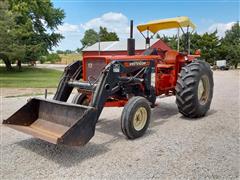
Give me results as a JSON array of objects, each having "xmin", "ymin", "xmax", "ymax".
[
  {"xmin": 72, "ymin": 93, "xmax": 90, "ymax": 106},
  {"xmin": 121, "ymin": 96, "xmax": 151, "ymax": 139},
  {"xmin": 175, "ymin": 60, "xmax": 214, "ymax": 118}
]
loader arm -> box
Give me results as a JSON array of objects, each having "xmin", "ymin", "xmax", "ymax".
[
  {"xmin": 53, "ymin": 61, "xmax": 82, "ymax": 101},
  {"xmin": 90, "ymin": 62, "xmax": 119, "ymax": 118}
]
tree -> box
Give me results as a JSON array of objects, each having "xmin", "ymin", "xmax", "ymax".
[
  {"xmin": 56, "ymin": 50, "xmax": 65, "ymax": 54},
  {"xmin": 188, "ymin": 31, "xmax": 220, "ymax": 64},
  {"xmin": 167, "ymin": 35, "xmax": 179, "ymax": 50},
  {"xmin": 81, "ymin": 29, "xmax": 99, "ymax": 48},
  {"xmin": 200, "ymin": 31, "xmax": 220, "ymax": 64},
  {"xmin": 39, "ymin": 53, "xmax": 61, "ymax": 64},
  {"xmin": 0, "ymin": 0, "xmax": 65, "ymax": 70},
  {"xmin": 224, "ymin": 22, "xmax": 240, "ymax": 44},
  {"xmin": 189, "ymin": 32, "xmax": 202, "ymax": 53},
  {"xmin": 80, "ymin": 27, "xmax": 119, "ymax": 48},
  {"xmin": 226, "ymin": 45, "xmax": 240, "ymax": 69},
  {"xmin": 220, "ymin": 22, "xmax": 240, "ymax": 68},
  {"xmin": 99, "ymin": 27, "xmax": 119, "ymax": 41},
  {"xmin": 156, "ymin": 34, "xmax": 183, "ymax": 51},
  {"xmin": 56, "ymin": 49, "xmax": 75, "ymax": 54},
  {"xmin": 76, "ymin": 48, "xmax": 81, "ymax": 53},
  {"xmin": 0, "ymin": 1, "xmax": 26, "ymax": 70},
  {"xmin": 64, "ymin": 50, "xmax": 74, "ymax": 54},
  {"xmin": 46, "ymin": 53, "xmax": 61, "ymax": 63}
]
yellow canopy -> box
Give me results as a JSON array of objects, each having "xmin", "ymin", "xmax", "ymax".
[{"xmin": 137, "ymin": 16, "xmax": 196, "ymax": 34}]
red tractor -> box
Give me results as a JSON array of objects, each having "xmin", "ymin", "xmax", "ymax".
[{"xmin": 3, "ymin": 17, "xmax": 213, "ymax": 146}]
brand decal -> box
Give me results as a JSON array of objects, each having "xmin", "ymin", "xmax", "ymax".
[{"xmin": 125, "ymin": 61, "xmax": 150, "ymax": 67}]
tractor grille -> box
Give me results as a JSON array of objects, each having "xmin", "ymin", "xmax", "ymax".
[{"xmin": 85, "ymin": 59, "xmax": 107, "ymax": 81}]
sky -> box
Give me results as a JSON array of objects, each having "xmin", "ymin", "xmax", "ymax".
[{"xmin": 52, "ymin": 0, "xmax": 240, "ymax": 51}]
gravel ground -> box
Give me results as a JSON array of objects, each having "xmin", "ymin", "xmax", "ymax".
[
  {"xmin": 2, "ymin": 88, "xmax": 57, "ymax": 98},
  {"xmin": 0, "ymin": 70, "xmax": 239, "ymax": 179}
]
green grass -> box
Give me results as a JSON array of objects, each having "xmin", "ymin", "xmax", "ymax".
[{"xmin": 0, "ymin": 67, "xmax": 63, "ymax": 88}]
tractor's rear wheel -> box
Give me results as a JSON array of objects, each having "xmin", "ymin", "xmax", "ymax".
[
  {"xmin": 175, "ymin": 60, "xmax": 213, "ymax": 118},
  {"xmin": 72, "ymin": 93, "xmax": 90, "ymax": 106},
  {"xmin": 121, "ymin": 96, "xmax": 151, "ymax": 139}
]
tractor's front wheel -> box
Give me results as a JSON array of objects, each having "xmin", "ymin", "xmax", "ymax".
[
  {"xmin": 72, "ymin": 93, "xmax": 90, "ymax": 106},
  {"xmin": 121, "ymin": 96, "xmax": 151, "ymax": 139},
  {"xmin": 175, "ymin": 60, "xmax": 214, "ymax": 118}
]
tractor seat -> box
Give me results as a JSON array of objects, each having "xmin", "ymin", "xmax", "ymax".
[{"xmin": 164, "ymin": 50, "xmax": 179, "ymax": 64}]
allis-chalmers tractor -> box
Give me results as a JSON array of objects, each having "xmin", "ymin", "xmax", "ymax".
[{"xmin": 3, "ymin": 17, "xmax": 213, "ymax": 146}]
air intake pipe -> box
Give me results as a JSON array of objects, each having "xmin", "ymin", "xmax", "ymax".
[{"xmin": 127, "ymin": 20, "xmax": 135, "ymax": 55}]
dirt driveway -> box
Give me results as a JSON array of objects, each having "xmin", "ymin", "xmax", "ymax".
[{"xmin": 0, "ymin": 70, "xmax": 239, "ymax": 179}]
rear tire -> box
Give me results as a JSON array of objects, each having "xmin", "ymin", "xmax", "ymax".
[
  {"xmin": 72, "ymin": 93, "xmax": 90, "ymax": 106},
  {"xmin": 121, "ymin": 96, "xmax": 151, "ymax": 139},
  {"xmin": 175, "ymin": 60, "xmax": 213, "ymax": 118}
]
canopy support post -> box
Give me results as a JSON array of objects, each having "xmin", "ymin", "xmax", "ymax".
[
  {"xmin": 146, "ymin": 28, "xmax": 150, "ymax": 49},
  {"xmin": 177, "ymin": 28, "xmax": 180, "ymax": 52},
  {"xmin": 187, "ymin": 26, "xmax": 191, "ymax": 54}
]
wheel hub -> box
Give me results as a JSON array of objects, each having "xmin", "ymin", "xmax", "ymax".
[
  {"xmin": 133, "ymin": 107, "xmax": 147, "ymax": 131},
  {"xmin": 82, "ymin": 98, "xmax": 89, "ymax": 106},
  {"xmin": 198, "ymin": 75, "xmax": 210, "ymax": 105}
]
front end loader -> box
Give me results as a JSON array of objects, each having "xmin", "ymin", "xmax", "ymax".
[
  {"xmin": 4, "ymin": 59, "xmax": 155, "ymax": 146},
  {"xmin": 3, "ymin": 16, "xmax": 214, "ymax": 146}
]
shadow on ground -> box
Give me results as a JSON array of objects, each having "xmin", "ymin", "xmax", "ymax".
[
  {"xmin": 15, "ymin": 100, "xmax": 184, "ymax": 166},
  {"xmin": 96, "ymin": 101, "xmax": 179, "ymax": 138},
  {"xmin": 179, "ymin": 109, "xmax": 218, "ymax": 121},
  {"xmin": 17, "ymin": 138, "xmax": 109, "ymax": 167},
  {"xmin": 151, "ymin": 101, "xmax": 179, "ymax": 127}
]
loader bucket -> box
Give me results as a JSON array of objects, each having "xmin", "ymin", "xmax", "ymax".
[{"xmin": 3, "ymin": 98, "xmax": 97, "ymax": 146}]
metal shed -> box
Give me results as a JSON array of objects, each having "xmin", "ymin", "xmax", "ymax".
[{"xmin": 82, "ymin": 39, "xmax": 171, "ymax": 57}]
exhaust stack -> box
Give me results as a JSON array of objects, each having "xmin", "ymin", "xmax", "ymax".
[{"xmin": 127, "ymin": 20, "xmax": 135, "ymax": 55}]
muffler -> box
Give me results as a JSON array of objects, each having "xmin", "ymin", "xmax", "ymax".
[{"xmin": 3, "ymin": 98, "xmax": 97, "ymax": 146}]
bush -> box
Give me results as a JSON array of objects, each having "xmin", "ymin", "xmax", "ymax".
[
  {"xmin": 39, "ymin": 53, "xmax": 61, "ymax": 64},
  {"xmin": 39, "ymin": 56, "xmax": 47, "ymax": 64}
]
